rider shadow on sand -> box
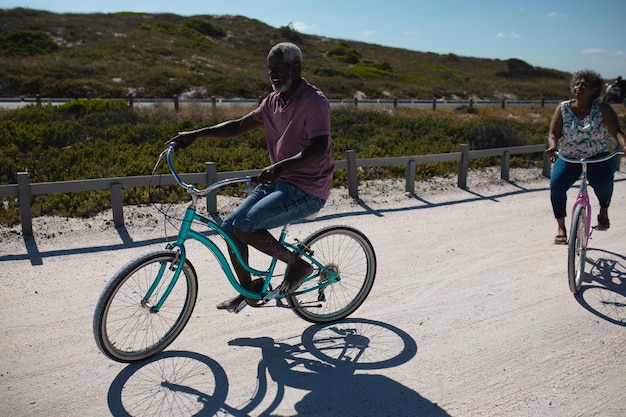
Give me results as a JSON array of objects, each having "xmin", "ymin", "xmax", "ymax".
[
  {"xmin": 107, "ymin": 318, "xmax": 451, "ymax": 417},
  {"xmin": 576, "ymin": 248, "xmax": 626, "ymax": 326}
]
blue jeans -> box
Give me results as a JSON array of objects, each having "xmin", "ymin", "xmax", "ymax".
[
  {"xmin": 550, "ymin": 152, "xmax": 617, "ymax": 218},
  {"xmin": 221, "ymin": 181, "xmax": 326, "ymax": 233}
]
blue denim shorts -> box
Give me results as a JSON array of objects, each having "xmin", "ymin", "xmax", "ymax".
[{"xmin": 221, "ymin": 181, "xmax": 326, "ymax": 233}]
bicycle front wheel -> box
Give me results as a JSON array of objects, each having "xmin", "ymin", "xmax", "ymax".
[
  {"xmin": 287, "ymin": 225, "xmax": 376, "ymax": 323},
  {"xmin": 93, "ymin": 250, "xmax": 198, "ymax": 362},
  {"xmin": 568, "ymin": 205, "xmax": 587, "ymax": 294}
]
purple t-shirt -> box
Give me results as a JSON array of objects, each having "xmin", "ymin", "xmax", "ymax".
[{"xmin": 249, "ymin": 78, "xmax": 335, "ymax": 200}]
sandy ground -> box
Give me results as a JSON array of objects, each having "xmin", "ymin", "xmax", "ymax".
[{"xmin": 1, "ymin": 165, "xmax": 626, "ymax": 417}]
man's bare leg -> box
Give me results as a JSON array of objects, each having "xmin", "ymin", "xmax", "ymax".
[
  {"xmin": 234, "ymin": 228, "xmax": 313, "ymax": 294},
  {"xmin": 216, "ymin": 233, "xmax": 252, "ymax": 311}
]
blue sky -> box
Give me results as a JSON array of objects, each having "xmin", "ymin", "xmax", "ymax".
[{"xmin": 3, "ymin": 0, "xmax": 626, "ymax": 79}]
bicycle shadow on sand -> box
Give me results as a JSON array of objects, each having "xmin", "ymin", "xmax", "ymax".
[
  {"xmin": 575, "ymin": 248, "xmax": 626, "ymax": 326},
  {"xmin": 107, "ymin": 318, "xmax": 451, "ymax": 417}
]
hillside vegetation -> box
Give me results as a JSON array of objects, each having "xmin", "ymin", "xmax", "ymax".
[
  {"xmin": 0, "ymin": 99, "xmax": 560, "ymax": 225},
  {"xmin": 0, "ymin": 8, "xmax": 572, "ymax": 100},
  {"xmin": 4, "ymin": 8, "xmax": 623, "ymax": 226}
]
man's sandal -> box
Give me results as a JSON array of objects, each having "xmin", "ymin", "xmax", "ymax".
[{"xmin": 553, "ymin": 235, "xmax": 567, "ymax": 245}]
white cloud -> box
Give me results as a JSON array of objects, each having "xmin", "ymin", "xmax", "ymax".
[
  {"xmin": 364, "ymin": 30, "xmax": 375, "ymax": 37},
  {"xmin": 582, "ymin": 48, "xmax": 609, "ymax": 54},
  {"xmin": 290, "ymin": 21, "xmax": 313, "ymax": 31},
  {"xmin": 496, "ymin": 32, "xmax": 521, "ymax": 39},
  {"xmin": 547, "ymin": 12, "xmax": 566, "ymax": 18},
  {"xmin": 582, "ymin": 48, "xmax": 626, "ymax": 58}
]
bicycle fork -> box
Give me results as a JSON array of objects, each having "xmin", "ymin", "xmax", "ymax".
[
  {"xmin": 141, "ymin": 251, "xmax": 186, "ymax": 313},
  {"xmin": 142, "ymin": 211, "xmax": 197, "ymax": 313},
  {"xmin": 572, "ymin": 188, "xmax": 592, "ymax": 248}
]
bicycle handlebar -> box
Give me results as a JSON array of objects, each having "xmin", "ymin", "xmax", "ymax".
[
  {"xmin": 555, "ymin": 150, "xmax": 624, "ymax": 164},
  {"xmin": 164, "ymin": 143, "xmax": 253, "ymax": 197}
]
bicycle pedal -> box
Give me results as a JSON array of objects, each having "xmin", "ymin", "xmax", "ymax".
[
  {"xmin": 263, "ymin": 288, "xmax": 281, "ymax": 303},
  {"xmin": 234, "ymin": 299, "xmax": 248, "ymax": 314}
]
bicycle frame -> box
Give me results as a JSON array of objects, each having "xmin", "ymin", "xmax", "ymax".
[
  {"xmin": 145, "ymin": 145, "xmax": 340, "ymax": 312},
  {"xmin": 570, "ymin": 167, "xmax": 592, "ymax": 248}
]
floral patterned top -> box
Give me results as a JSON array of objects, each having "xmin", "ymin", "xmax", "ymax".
[{"xmin": 558, "ymin": 99, "xmax": 613, "ymax": 159}]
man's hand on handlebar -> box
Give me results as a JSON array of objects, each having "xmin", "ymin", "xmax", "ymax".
[
  {"xmin": 257, "ymin": 165, "xmax": 278, "ymax": 184},
  {"xmin": 165, "ymin": 131, "xmax": 198, "ymax": 151}
]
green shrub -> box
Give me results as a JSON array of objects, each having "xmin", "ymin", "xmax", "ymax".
[
  {"xmin": 0, "ymin": 101, "xmax": 553, "ymax": 225},
  {"xmin": 182, "ymin": 18, "xmax": 226, "ymax": 38},
  {"xmin": 328, "ymin": 42, "xmax": 360, "ymax": 64},
  {"xmin": 277, "ymin": 24, "xmax": 302, "ymax": 42},
  {"xmin": 138, "ymin": 21, "xmax": 179, "ymax": 35},
  {"xmin": 0, "ymin": 30, "xmax": 59, "ymax": 57}
]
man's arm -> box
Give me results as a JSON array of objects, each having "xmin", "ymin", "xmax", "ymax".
[
  {"xmin": 258, "ymin": 135, "xmax": 329, "ymax": 183},
  {"xmin": 172, "ymin": 113, "xmax": 263, "ymax": 149}
]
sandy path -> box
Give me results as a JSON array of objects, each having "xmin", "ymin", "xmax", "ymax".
[{"xmin": 1, "ymin": 167, "xmax": 625, "ymax": 417}]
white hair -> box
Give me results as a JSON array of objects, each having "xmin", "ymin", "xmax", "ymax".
[{"xmin": 268, "ymin": 42, "xmax": 302, "ymax": 65}]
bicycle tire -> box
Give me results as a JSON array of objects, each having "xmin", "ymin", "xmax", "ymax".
[
  {"xmin": 286, "ymin": 225, "xmax": 376, "ymax": 323},
  {"xmin": 568, "ymin": 205, "xmax": 587, "ymax": 294},
  {"xmin": 93, "ymin": 250, "xmax": 198, "ymax": 362}
]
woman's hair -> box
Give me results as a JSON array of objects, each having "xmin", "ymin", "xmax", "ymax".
[
  {"xmin": 570, "ymin": 69, "xmax": 604, "ymax": 100},
  {"xmin": 268, "ymin": 42, "xmax": 302, "ymax": 65}
]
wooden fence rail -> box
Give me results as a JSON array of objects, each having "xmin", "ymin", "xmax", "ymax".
[{"xmin": 0, "ymin": 143, "xmax": 552, "ymax": 236}]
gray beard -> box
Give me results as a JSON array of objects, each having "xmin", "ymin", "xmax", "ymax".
[{"xmin": 272, "ymin": 72, "xmax": 293, "ymax": 93}]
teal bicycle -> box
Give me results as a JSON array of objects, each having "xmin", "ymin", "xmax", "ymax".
[
  {"xmin": 93, "ymin": 143, "xmax": 377, "ymax": 363},
  {"xmin": 555, "ymin": 150, "xmax": 624, "ymax": 294}
]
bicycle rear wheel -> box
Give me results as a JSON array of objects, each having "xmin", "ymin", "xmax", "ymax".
[
  {"xmin": 93, "ymin": 250, "xmax": 198, "ymax": 362},
  {"xmin": 568, "ymin": 205, "xmax": 587, "ymax": 294},
  {"xmin": 286, "ymin": 225, "xmax": 376, "ymax": 323}
]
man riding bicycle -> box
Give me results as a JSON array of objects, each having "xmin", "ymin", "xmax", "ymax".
[{"xmin": 173, "ymin": 42, "xmax": 335, "ymax": 312}]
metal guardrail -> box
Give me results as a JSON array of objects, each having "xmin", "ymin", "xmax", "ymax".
[
  {"xmin": 0, "ymin": 96, "xmax": 566, "ymax": 110},
  {"xmin": 0, "ymin": 143, "xmax": 551, "ymax": 236}
]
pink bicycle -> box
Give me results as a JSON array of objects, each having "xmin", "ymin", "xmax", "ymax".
[{"xmin": 555, "ymin": 150, "xmax": 624, "ymax": 294}]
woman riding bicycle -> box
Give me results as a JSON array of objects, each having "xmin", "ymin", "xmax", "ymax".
[
  {"xmin": 545, "ymin": 69, "xmax": 626, "ymax": 245},
  {"xmin": 173, "ymin": 42, "xmax": 335, "ymax": 311}
]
